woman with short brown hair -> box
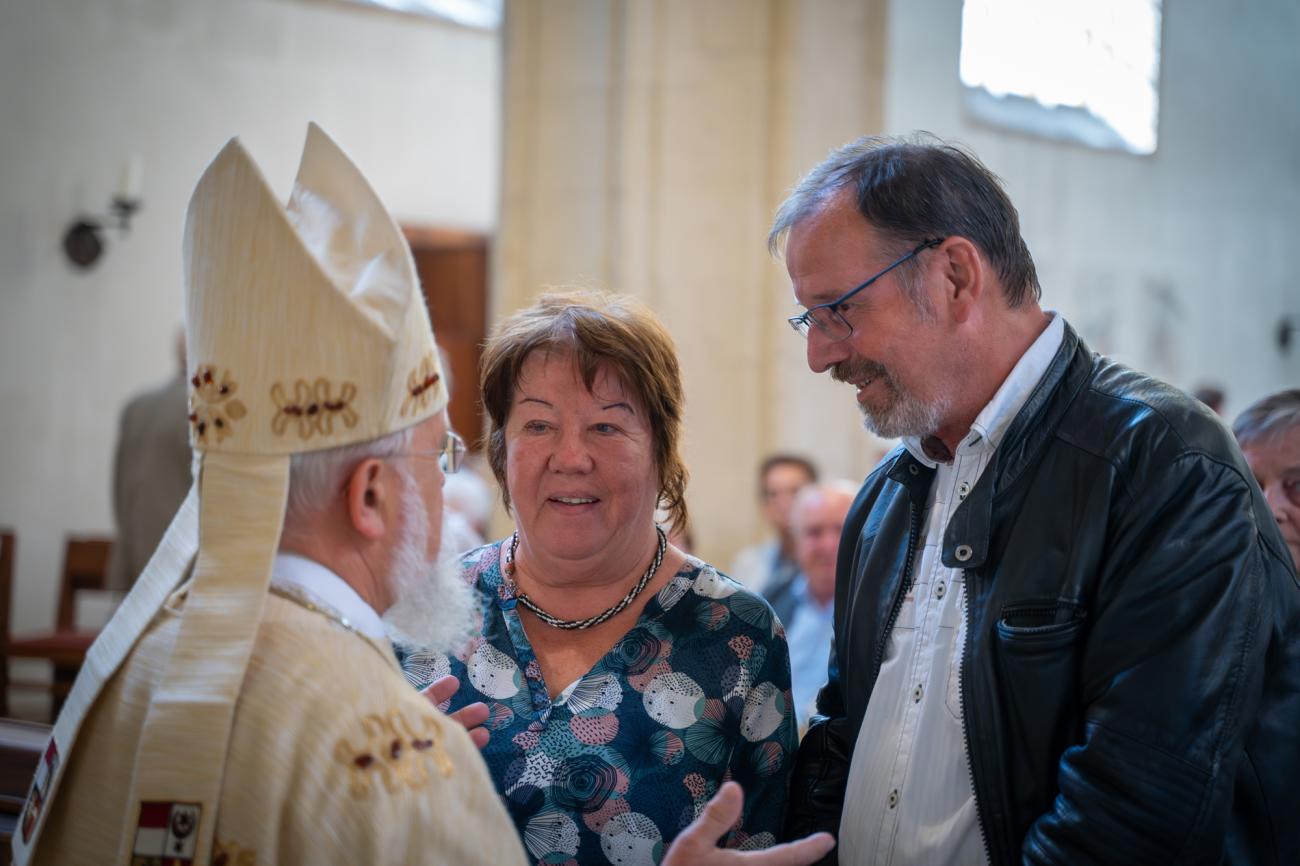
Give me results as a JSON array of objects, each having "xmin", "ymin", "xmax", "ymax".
[{"xmin": 402, "ymin": 291, "xmax": 795, "ymax": 864}]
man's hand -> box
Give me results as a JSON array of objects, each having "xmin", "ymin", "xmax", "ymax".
[
  {"xmin": 662, "ymin": 782, "xmax": 835, "ymax": 866},
  {"xmin": 420, "ymin": 674, "xmax": 490, "ymax": 750}
]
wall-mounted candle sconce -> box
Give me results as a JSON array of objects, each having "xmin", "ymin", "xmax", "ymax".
[
  {"xmin": 62, "ymin": 157, "xmax": 144, "ymax": 270},
  {"xmin": 1278, "ymin": 314, "xmax": 1298, "ymax": 354}
]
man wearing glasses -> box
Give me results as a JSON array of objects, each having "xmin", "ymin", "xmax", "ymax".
[{"xmin": 770, "ymin": 135, "xmax": 1298, "ymax": 865}]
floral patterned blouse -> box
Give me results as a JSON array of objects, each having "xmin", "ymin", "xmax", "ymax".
[{"xmin": 399, "ymin": 541, "xmax": 797, "ymax": 866}]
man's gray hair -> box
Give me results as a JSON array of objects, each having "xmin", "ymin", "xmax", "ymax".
[
  {"xmin": 284, "ymin": 427, "xmax": 415, "ymax": 528},
  {"xmin": 769, "ymin": 133, "xmax": 1041, "ymax": 308},
  {"xmin": 1232, "ymin": 389, "xmax": 1300, "ymax": 448},
  {"xmin": 791, "ymin": 479, "xmax": 859, "ymax": 529}
]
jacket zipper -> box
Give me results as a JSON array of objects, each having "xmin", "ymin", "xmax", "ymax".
[
  {"xmin": 870, "ymin": 502, "xmax": 921, "ymax": 680},
  {"xmin": 959, "ymin": 570, "xmax": 995, "ymax": 865}
]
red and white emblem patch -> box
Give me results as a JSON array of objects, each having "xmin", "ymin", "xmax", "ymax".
[
  {"xmin": 130, "ymin": 801, "xmax": 202, "ymax": 866},
  {"xmin": 19, "ymin": 738, "xmax": 60, "ymax": 843}
]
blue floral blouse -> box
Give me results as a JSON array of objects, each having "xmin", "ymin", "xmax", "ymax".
[{"xmin": 399, "ymin": 541, "xmax": 797, "ymax": 866}]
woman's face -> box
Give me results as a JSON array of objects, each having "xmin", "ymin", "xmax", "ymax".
[{"xmin": 505, "ymin": 351, "xmax": 660, "ymax": 565}]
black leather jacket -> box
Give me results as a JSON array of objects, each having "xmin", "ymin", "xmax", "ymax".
[{"xmin": 783, "ymin": 324, "xmax": 1300, "ymax": 865}]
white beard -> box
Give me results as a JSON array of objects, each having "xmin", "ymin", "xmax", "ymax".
[{"xmin": 381, "ymin": 480, "xmax": 478, "ymax": 656}]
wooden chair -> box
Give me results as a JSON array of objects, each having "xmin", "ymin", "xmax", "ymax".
[
  {"xmin": 3, "ymin": 534, "xmax": 111, "ymax": 720},
  {"xmin": 54, "ymin": 537, "xmax": 112, "ymax": 632}
]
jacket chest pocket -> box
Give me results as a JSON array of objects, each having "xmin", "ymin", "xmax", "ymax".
[
  {"xmin": 992, "ymin": 600, "xmax": 1088, "ymax": 764},
  {"xmin": 997, "ymin": 600, "xmax": 1087, "ymax": 648}
]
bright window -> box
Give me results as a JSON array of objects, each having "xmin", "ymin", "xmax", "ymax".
[
  {"xmin": 959, "ymin": 0, "xmax": 1162, "ymax": 155},
  {"xmin": 342, "ymin": 0, "xmax": 502, "ymax": 30}
]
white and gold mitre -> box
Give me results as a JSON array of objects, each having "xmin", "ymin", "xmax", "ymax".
[
  {"xmin": 12, "ymin": 124, "xmax": 446, "ymax": 866},
  {"xmin": 185, "ymin": 122, "xmax": 447, "ymax": 452}
]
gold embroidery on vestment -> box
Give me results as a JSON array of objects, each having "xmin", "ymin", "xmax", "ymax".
[
  {"xmin": 212, "ymin": 838, "xmax": 257, "ymax": 866},
  {"xmin": 270, "ymin": 379, "xmax": 359, "ymax": 439},
  {"xmin": 189, "ymin": 366, "xmax": 247, "ymax": 444},
  {"xmin": 401, "ymin": 354, "xmax": 441, "ymax": 417},
  {"xmin": 334, "ymin": 709, "xmax": 453, "ymax": 798}
]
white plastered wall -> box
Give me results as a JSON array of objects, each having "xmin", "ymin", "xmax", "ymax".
[
  {"xmin": 882, "ymin": 0, "xmax": 1300, "ymax": 408},
  {"xmin": 0, "ymin": 0, "xmax": 500, "ymax": 641}
]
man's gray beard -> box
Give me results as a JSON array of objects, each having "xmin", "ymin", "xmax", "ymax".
[
  {"xmin": 834, "ymin": 358, "xmax": 949, "ymax": 440},
  {"xmin": 859, "ymin": 382, "xmax": 950, "ymax": 440},
  {"xmin": 382, "ymin": 479, "xmax": 478, "ymax": 656}
]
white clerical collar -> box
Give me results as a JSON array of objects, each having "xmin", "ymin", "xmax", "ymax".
[
  {"xmin": 903, "ymin": 312, "xmax": 1065, "ymax": 467},
  {"xmin": 270, "ymin": 552, "xmax": 389, "ymax": 642}
]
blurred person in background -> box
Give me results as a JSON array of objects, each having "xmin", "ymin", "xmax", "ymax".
[
  {"xmin": 1192, "ymin": 383, "xmax": 1227, "ymax": 417},
  {"xmin": 1234, "ymin": 388, "xmax": 1300, "ymax": 571},
  {"xmin": 771, "ymin": 134, "xmax": 1299, "ymax": 865},
  {"xmin": 731, "ymin": 454, "xmax": 819, "ymax": 594},
  {"xmin": 766, "ymin": 481, "xmax": 856, "ymax": 732},
  {"xmin": 105, "ymin": 327, "xmax": 192, "ymax": 593}
]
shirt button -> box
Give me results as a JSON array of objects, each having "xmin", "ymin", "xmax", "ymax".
[
  {"xmin": 955, "ymin": 544, "xmax": 974, "ymax": 562},
  {"xmin": 888, "ymin": 789, "xmax": 899, "ymax": 808},
  {"xmin": 935, "ymin": 582, "xmax": 946, "ymax": 599},
  {"xmin": 912, "ymin": 684, "xmax": 924, "ymax": 703},
  {"xmin": 958, "ymin": 481, "xmax": 971, "ymax": 499}
]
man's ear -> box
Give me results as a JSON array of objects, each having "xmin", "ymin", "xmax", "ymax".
[
  {"xmin": 345, "ymin": 459, "xmax": 392, "ymax": 541},
  {"xmin": 940, "ymin": 237, "xmax": 984, "ymax": 323}
]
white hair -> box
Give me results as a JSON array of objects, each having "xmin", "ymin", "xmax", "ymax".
[
  {"xmin": 791, "ymin": 480, "xmax": 859, "ymax": 530},
  {"xmin": 283, "ymin": 427, "xmax": 414, "ymax": 529}
]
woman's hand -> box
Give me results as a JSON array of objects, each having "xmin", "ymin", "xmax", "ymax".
[
  {"xmin": 662, "ymin": 782, "xmax": 835, "ymax": 866},
  {"xmin": 420, "ymin": 674, "xmax": 490, "ymax": 750}
]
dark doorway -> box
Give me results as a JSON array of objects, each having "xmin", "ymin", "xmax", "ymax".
[{"xmin": 403, "ymin": 226, "xmax": 489, "ymax": 451}]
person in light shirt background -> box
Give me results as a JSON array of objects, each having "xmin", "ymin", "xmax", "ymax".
[
  {"xmin": 765, "ymin": 481, "xmax": 856, "ymax": 733},
  {"xmin": 730, "ymin": 455, "xmax": 819, "ymax": 594}
]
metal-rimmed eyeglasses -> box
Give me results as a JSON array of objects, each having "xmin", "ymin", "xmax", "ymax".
[
  {"xmin": 393, "ymin": 430, "xmax": 467, "ymax": 474},
  {"xmin": 788, "ymin": 237, "xmax": 945, "ymax": 341}
]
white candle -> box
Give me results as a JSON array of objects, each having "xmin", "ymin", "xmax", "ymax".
[{"xmin": 118, "ymin": 155, "xmax": 143, "ymax": 200}]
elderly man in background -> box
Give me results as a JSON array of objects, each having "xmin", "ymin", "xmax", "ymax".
[
  {"xmin": 1234, "ymin": 389, "xmax": 1300, "ymax": 572},
  {"xmin": 771, "ymin": 134, "xmax": 1299, "ymax": 865},
  {"xmin": 731, "ymin": 454, "xmax": 819, "ymax": 593},
  {"xmin": 765, "ymin": 481, "xmax": 855, "ymax": 732}
]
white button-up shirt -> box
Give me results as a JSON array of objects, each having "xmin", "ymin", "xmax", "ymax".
[{"xmin": 838, "ymin": 313, "xmax": 1064, "ymax": 865}]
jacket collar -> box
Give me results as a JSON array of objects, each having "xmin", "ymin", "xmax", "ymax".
[
  {"xmin": 902, "ymin": 314, "xmax": 1065, "ymax": 467},
  {"xmin": 885, "ymin": 322, "xmax": 1096, "ymax": 570}
]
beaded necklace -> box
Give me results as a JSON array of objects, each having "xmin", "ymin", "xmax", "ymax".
[{"xmin": 503, "ymin": 526, "xmax": 667, "ymax": 630}]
